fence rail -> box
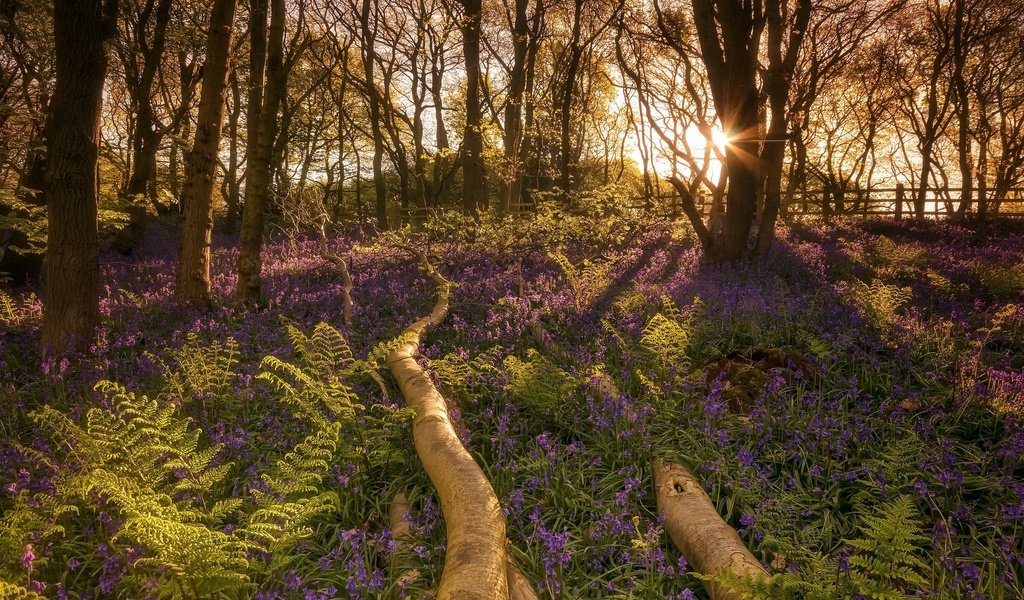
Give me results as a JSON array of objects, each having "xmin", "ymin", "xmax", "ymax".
[{"xmin": 396, "ymin": 188, "xmax": 1024, "ymax": 220}]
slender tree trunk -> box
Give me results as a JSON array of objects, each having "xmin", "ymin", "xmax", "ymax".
[
  {"xmin": 223, "ymin": 68, "xmax": 243, "ymax": 232},
  {"xmin": 237, "ymin": 0, "xmax": 285, "ymax": 305},
  {"xmin": 461, "ymin": 0, "xmax": 487, "ymax": 215},
  {"xmin": 41, "ymin": 0, "xmax": 115, "ymax": 356},
  {"xmin": 122, "ymin": 0, "xmax": 173, "ymax": 208},
  {"xmin": 430, "ymin": 56, "xmax": 451, "ymax": 208},
  {"xmin": 557, "ymin": 0, "xmax": 584, "ymax": 206},
  {"xmin": 754, "ymin": 0, "xmax": 810, "ymax": 256},
  {"xmin": 977, "ymin": 131, "xmax": 989, "ymax": 221},
  {"xmin": 916, "ymin": 142, "xmax": 934, "ymax": 219},
  {"xmin": 516, "ymin": 0, "xmax": 543, "ymax": 208},
  {"xmin": 952, "ymin": 0, "xmax": 972, "ymax": 217},
  {"xmin": 174, "ymin": 0, "xmax": 237, "ymax": 306},
  {"xmin": 358, "ymin": 0, "xmax": 388, "ymax": 229},
  {"xmin": 915, "ymin": 46, "xmax": 949, "ymax": 219},
  {"xmin": 500, "ymin": 0, "xmax": 529, "ymax": 215},
  {"xmin": 113, "ymin": 0, "xmax": 175, "ymax": 255}
]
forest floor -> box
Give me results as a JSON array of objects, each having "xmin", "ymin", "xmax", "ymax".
[{"xmin": 1, "ymin": 213, "xmax": 1023, "ymax": 599}]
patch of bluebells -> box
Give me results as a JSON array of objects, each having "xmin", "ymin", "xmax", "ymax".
[{"xmin": 2, "ymin": 217, "xmax": 1024, "ymax": 596}]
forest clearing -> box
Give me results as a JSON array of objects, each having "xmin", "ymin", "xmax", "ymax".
[
  {"xmin": 2, "ymin": 213, "xmax": 1023, "ymax": 598},
  {"xmin": 2, "ymin": 0, "xmax": 1024, "ymax": 597}
]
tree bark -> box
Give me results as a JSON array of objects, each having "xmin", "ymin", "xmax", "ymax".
[
  {"xmin": 429, "ymin": 45, "xmax": 451, "ymax": 208},
  {"xmin": 385, "ymin": 252, "xmax": 508, "ymax": 599},
  {"xmin": 498, "ymin": 0, "xmax": 530, "ymax": 215},
  {"xmin": 41, "ymin": 0, "xmax": 116, "ymax": 356},
  {"xmin": 556, "ymin": 0, "xmax": 585, "ymax": 206},
  {"xmin": 461, "ymin": 0, "xmax": 487, "ymax": 215},
  {"xmin": 173, "ymin": 0, "xmax": 237, "ymax": 306},
  {"xmin": 754, "ymin": 0, "xmax": 810, "ymax": 256},
  {"xmin": 689, "ymin": 0, "xmax": 762, "ymax": 261},
  {"xmin": 222, "ymin": 67, "xmax": 243, "ymax": 232},
  {"xmin": 951, "ymin": 0, "xmax": 972, "ymax": 217},
  {"xmin": 237, "ymin": 0, "xmax": 286, "ymax": 305},
  {"xmin": 357, "ymin": 0, "xmax": 389, "ymax": 229},
  {"xmin": 653, "ymin": 461, "xmax": 768, "ymax": 600}
]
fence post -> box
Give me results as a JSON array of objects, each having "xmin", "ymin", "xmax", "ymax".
[{"xmin": 895, "ymin": 184, "xmax": 904, "ymax": 221}]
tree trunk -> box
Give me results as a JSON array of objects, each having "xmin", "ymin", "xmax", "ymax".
[
  {"xmin": 174, "ymin": 0, "xmax": 237, "ymax": 306},
  {"xmin": 755, "ymin": 0, "xmax": 810, "ymax": 256},
  {"xmin": 237, "ymin": 0, "xmax": 285, "ymax": 305},
  {"xmin": 951, "ymin": 0, "xmax": 972, "ymax": 217},
  {"xmin": 385, "ymin": 252, "xmax": 508, "ymax": 598},
  {"xmin": 689, "ymin": 0, "xmax": 761, "ymax": 262},
  {"xmin": 915, "ymin": 143, "xmax": 933, "ymax": 219},
  {"xmin": 430, "ymin": 54, "xmax": 451, "ymax": 208},
  {"xmin": 653, "ymin": 461, "xmax": 768, "ymax": 600},
  {"xmin": 557, "ymin": 0, "xmax": 584, "ymax": 206},
  {"xmin": 114, "ymin": 0, "xmax": 174, "ymax": 254},
  {"xmin": 499, "ymin": 0, "xmax": 529, "ymax": 215},
  {"xmin": 41, "ymin": 0, "xmax": 114, "ymax": 357},
  {"xmin": 223, "ymin": 68, "xmax": 243, "ymax": 232},
  {"xmin": 461, "ymin": 0, "xmax": 487, "ymax": 215},
  {"xmin": 517, "ymin": 5, "xmax": 543, "ymax": 209},
  {"xmin": 359, "ymin": 0, "xmax": 388, "ymax": 229}
]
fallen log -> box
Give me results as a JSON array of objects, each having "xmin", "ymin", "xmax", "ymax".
[
  {"xmin": 506, "ymin": 560, "xmax": 540, "ymax": 600},
  {"xmin": 385, "ymin": 251, "xmax": 509, "ymax": 599},
  {"xmin": 653, "ymin": 460, "xmax": 768, "ymax": 600},
  {"xmin": 523, "ymin": 269, "xmax": 767, "ymax": 600},
  {"xmin": 389, "ymin": 489, "xmax": 538, "ymax": 600}
]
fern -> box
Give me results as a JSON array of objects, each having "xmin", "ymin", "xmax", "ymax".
[
  {"xmin": 640, "ymin": 296, "xmax": 694, "ymax": 371},
  {"xmin": 548, "ymin": 249, "xmax": 611, "ymax": 310},
  {"xmin": 504, "ymin": 349, "xmax": 580, "ymax": 424},
  {"xmin": 153, "ymin": 333, "xmax": 240, "ymax": 417},
  {"xmin": 0, "ymin": 381, "xmax": 251, "ymax": 597},
  {"xmin": 976, "ymin": 260, "xmax": 1024, "ymax": 297},
  {"xmin": 259, "ymin": 322, "xmax": 413, "ymax": 474},
  {"xmin": 430, "ymin": 352, "xmax": 476, "ymax": 397},
  {"xmin": 0, "ymin": 579, "xmax": 46, "ymax": 599},
  {"xmin": 853, "ymin": 433, "xmax": 926, "ymax": 502},
  {"xmin": 242, "ymin": 423, "xmax": 342, "ymax": 574},
  {"xmin": 259, "ymin": 355, "xmax": 364, "ymax": 429},
  {"xmin": 0, "ymin": 190, "xmax": 46, "ymax": 265},
  {"xmin": 870, "ymin": 235, "xmax": 925, "ymax": 278},
  {"xmin": 845, "ymin": 496, "xmax": 930, "ymax": 598},
  {"xmin": 283, "ymin": 320, "xmax": 355, "ymax": 377},
  {"xmin": 852, "ymin": 279, "xmax": 912, "ymax": 332},
  {"xmin": 0, "ymin": 321, "xmax": 417, "ymax": 597},
  {"xmin": 0, "ymin": 291, "xmax": 40, "ymax": 329},
  {"xmin": 116, "ymin": 514, "xmax": 249, "ymax": 595},
  {"xmin": 719, "ymin": 497, "xmax": 931, "ymax": 600}
]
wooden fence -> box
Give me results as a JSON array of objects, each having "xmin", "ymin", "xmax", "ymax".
[{"xmin": 398, "ymin": 188, "xmax": 1024, "ymax": 221}]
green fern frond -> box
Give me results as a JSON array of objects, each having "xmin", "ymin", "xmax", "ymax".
[
  {"xmin": 640, "ymin": 309, "xmax": 692, "ymax": 371},
  {"xmin": 150, "ymin": 333, "xmax": 240, "ymax": 416},
  {"xmin": 504, "ymin": 349, "xmax": 579, "ymax": 423},
  {"xmin": 845, "ymin": 496, "xmax": 930, "ymax": 598},
  {"xmin": 0, "ymin": 580, "xmax": 47, "ymax": 599}
]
